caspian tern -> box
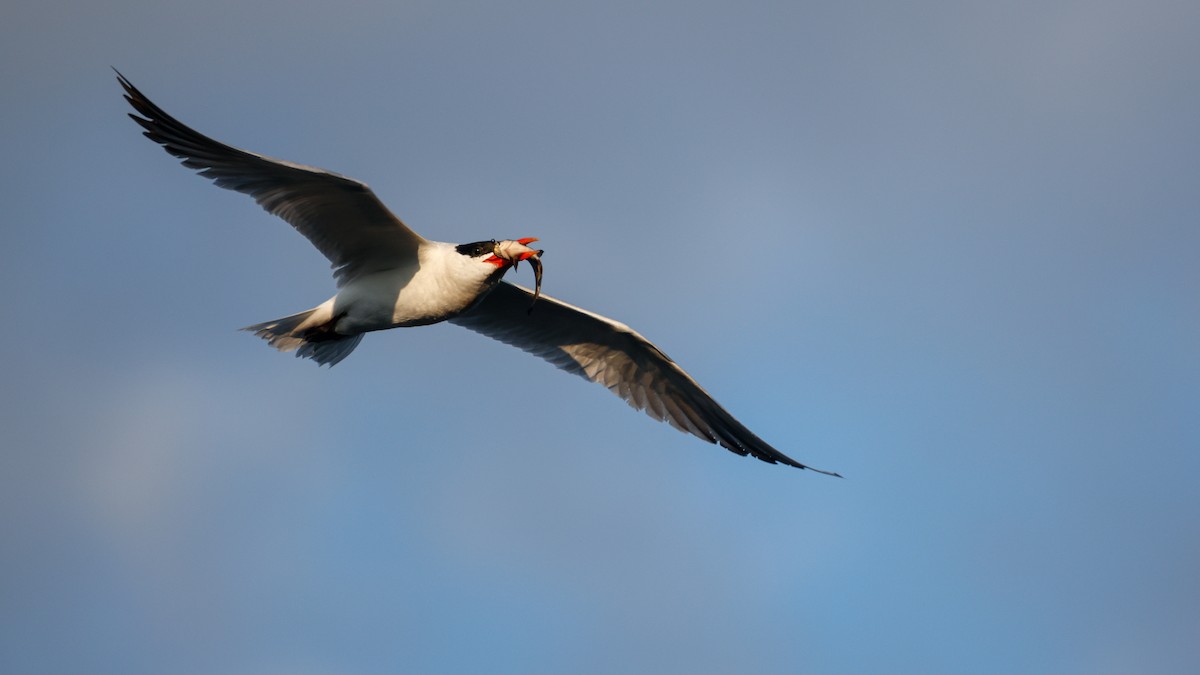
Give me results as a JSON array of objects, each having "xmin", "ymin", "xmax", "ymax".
[{"xmin": 118, "ymin": 72, "xmax": 839, "ymax": 475}]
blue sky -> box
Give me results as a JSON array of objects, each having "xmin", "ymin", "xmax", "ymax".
[{"xmin": 2, "ymin": 1, "xmax": 1198, "ymax": 673}]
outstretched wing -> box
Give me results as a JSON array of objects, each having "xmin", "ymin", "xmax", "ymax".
[
  {"xmin": 451, "ymin": 282, "xmax": 839, "ymax": 474},
  {"xmin": 118, "ymin": 71, "xmax": 426, "ymax": 285}
]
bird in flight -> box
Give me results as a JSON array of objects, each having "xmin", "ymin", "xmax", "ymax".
[{"xmin": 118, "ymin": 71, "xmax": 839, "ymax": 476}]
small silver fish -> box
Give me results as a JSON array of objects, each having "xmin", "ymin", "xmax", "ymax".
[{"xmin": 526, "ymin": 252, "xmax": 543, "ymax": 313}]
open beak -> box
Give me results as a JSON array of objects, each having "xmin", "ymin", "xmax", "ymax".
[
  {"xmin": 511, "ymin": 238, "xmax": 540, "ymax": 265},
  {"xmin": 492, "ymin": 238, "xmax": 545, "ymax": 312},
  {"xmin": 494, "ymin": 238, "xmax": 542, "ymax": 267}
]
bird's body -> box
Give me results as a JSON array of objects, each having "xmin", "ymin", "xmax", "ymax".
[
  {"xmin": 119, "ymin": 71, "xmax": 838, "ymax": 475},
  {"xmin": 329, "ymin": 242, "xmax": 507, "ymax": 330},
  {"xmin": 241, "ymin": 239, "xmax": 536, "ymax": 364}
]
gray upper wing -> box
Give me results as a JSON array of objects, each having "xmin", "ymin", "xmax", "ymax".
[
  {"xmin": 119, "ymin": 71, "xmax": 426, "ymax": 284},
  {"xmin": 451, "ymin": 282, "xmax": 839, "ymax": 474}
]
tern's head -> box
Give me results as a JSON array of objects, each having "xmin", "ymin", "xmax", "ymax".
[
  {"xmin": 455, "ymin": 237, "xmax": 542, "ymax": 267},
  {"xmin": 455, "ymin": 237, "xmax": 545, "ymax": 308}
]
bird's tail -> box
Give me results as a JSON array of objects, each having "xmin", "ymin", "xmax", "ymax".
[{"xmin": 241, "ymin": 307, "xmax": 362, "ymax": 367}]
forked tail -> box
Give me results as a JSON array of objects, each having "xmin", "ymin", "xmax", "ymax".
[{"xmin": 241, "ymin": 308, "xmax": 362, "ymax": 367}]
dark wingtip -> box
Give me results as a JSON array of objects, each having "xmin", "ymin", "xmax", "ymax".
[
  {"xmin": 781, "ymin": 457, "xmax": 842, "ymax": 477},
  {"xmin": 114, "ymin": 69, "xmax": 145, "ymax": 115},
  {"xmin": 113, "ymin": 67, "xmax": 132, "ymax": 91},
  {"xmin": 771, "ymin": 450, "xmax": 842, "ymax": 477}
]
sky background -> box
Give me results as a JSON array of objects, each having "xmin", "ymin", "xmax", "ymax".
[{"xmin": 2, "ymin": 1, "xmax": 1198, "ymax": 673}]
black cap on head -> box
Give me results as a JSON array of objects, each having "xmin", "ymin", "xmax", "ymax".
[{"xmin": 455, "ymin": 240, "xmax": 498, "ymax": 257}]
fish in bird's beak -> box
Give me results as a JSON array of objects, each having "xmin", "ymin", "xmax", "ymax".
[
  {"xmin": 493, "ymin": 237, "xmax": 545, "ymax": 312},
  {"xmin": 525, "ymin": 253, "xmax": 543, "ymax": 313}
]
